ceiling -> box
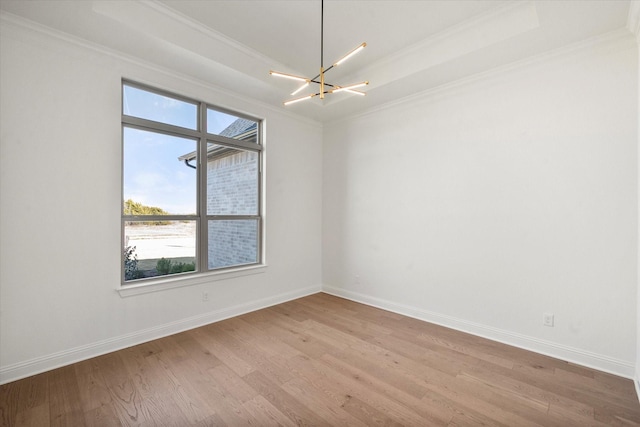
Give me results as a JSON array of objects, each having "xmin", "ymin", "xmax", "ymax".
[{"xmin": 0, "ymin": 0, "xmax": 634, "ymax": 122}]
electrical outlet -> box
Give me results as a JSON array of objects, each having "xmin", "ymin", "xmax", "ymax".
[
  {"xmin": 543, "ymin": 312, "xmax": 554, "ymax": 327},
  {"xmin": 202, "ymin": 292, "xmax": 209, "ymax": 302}
]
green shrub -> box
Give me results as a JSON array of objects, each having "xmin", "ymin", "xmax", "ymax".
[
  {"xmin": 156, "ymin": 257, "xmax": 172, "ymax": 275},
  {"xmin": 170, "ymin": 262, "xmax": 196, "ymax": 274},
  {"xmin": 156, "ymin": 258, "xmax": 196, "ymax": 276},
  {"xmin": 124, "ymin": 246, "xmax": 144, "ymax": 280}
]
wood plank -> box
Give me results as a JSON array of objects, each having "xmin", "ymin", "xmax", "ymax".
[
  {"xmin": 150, "ymin": 353, "xmax": 223, "ymax": 424},
  {"xmin": 74, "ymin": 358, "xmax": 113, "ymax": 415},
  {"xmin": 421, "ymin": 377, "xmax": 542, "ymax": 427},
  {"xmin": 305, "ymin": 354, "xmax": 438, "ymax": 426},
  {"xmin": 205, "ymin": 323, "xmax": 294, "ymax": 385},
  {"xmin": 340, "ymin": 394, "xmax": 406, "ymax": 427},
  {"xmin": 241, "ymin": 395, "xmax": 297, "ymax": 427},
  {"xmin": 208, "ymin": 364, "xmax": 258, "ymax": 404},
  {"xmin": 94, "ymin": 352, "xmax": 149, "ymax": 426},
  {"xmin": 6, "ymin": 372, "xmax": 50, "ymax": 427},
  {"xmin": 14, "ymin": 403, "xmax": 50, "ymax": 427},
  {"xmin": 192, "ymin": 412, "xmax": 227, "ymax": 427},
  {"xmin": 0, "ymin": 380, "xmax": 20, "ymax": 427},
  {"xmin": 117, "ymin": 346, "xmax": 193, "ymax": 426},
  {"xmin": 174, "ymin": 330, "xmax": 224, "ymax": 370},
  {"xmin": 242, "ymin": 370, "xmax": 329, "ymax": 426},
  {"xmin": 325, "ymin": 345, "xmax": 432, "ymax": 400},
  {"xmin": 218, "ymin": 316, "xmax": 302, "ymax": 359},
  {"xmin": 81, "ymin": 404, "xmax": 122, "ymax": 427},
  {"xmin": 190, "ymin": 327, "xmax": 255, "ymax": 377},
  {"xmin": 319, "ymin": 353, "xmax": 455, "ymax": 425},
  {"xmin": 262, "ymin": 320, "xmax": 339, "ymax": 359},
  {"xmin": 49, "ymin": 365, "xmax": 85, "ymax": 427},
  {"xmin": 281, "ymin": 377, "xmax": 368, "ymax": 427}
]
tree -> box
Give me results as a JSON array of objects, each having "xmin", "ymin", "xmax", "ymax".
[{"xmin": 123, "ymin": 199, "xmax": 170, "ymax": 225}]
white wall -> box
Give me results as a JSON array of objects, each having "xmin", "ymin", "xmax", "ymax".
[
  {"xmin": 0, "ymin": 18, "xmax": 323, "ymax": 383},
  {"xmin": 323, "ymin": 33, "xmax": 638, "ymax": 377}
]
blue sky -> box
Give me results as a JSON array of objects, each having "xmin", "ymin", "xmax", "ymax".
[
  {"xmin": 123, "ymin": 85, "xmax": 238, "ymax": 214},
  {"xmin": 123, "ymin": 127, "xmax": 197, "ymax": 214}
]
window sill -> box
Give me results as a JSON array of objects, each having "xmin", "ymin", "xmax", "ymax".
[{"xmin": 117, "ymin": 264, "xmax": 267, "ymax": 297}]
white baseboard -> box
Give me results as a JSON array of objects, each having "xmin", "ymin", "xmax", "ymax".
[
  {"xmin": 322, "ymin": 286, "xmax": 635, "ymax": 380},
  {"xmin": 0, "ymin": 285, "xmax": 321, "ymax": 385},
  {"xmin": 635, "ymin": 372, "xmax": 640, "ymax": 404}
]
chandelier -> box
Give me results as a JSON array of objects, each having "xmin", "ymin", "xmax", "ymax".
[{"xmin": 269, "ymin": 0, "xmax": 369, "ymax": 106}]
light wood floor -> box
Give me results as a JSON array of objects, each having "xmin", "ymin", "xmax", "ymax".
[{"xmin": 1, "ymin": 293, "xmax": 639, "ymax": 426}]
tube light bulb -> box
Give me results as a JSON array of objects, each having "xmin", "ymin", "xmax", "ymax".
[
  {"xmin": 332, "ymin": 81, "xmax": 369, "ymax": 93},
  {"xmin": 270, "ymin": 71, "xmax": 308, "ymax": 83},
  {"xmin": 333, "ymin": 42, "xmax": 366, "ymax": 66},
  {"xmin": 345, "ymin": 89, "xmax": 366, "ymax": 96},
  {"xmin": 291, "ymin": 82, "xmax": 310, "ymax": 96},
  {"xmin": 284, "ymin": 94, "xmax": 316, "ymax": 106}
]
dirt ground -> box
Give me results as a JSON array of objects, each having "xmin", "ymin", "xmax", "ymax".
[{"xmin": 125, "ymin": 222, "xmax": 196, "ymax": 260}]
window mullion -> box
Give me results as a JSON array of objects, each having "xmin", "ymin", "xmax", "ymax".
[
  {"xmin": 199, "ymin": 101, "xmax": 208, "ymax": 273},
  {"xmin": 206, "ymin": 134, "xmax": 262, "ymax": 152},
  {"xmin": 123, "ymin": 215, "xmax": 196, "ymax": 222},
  {"xmin": 122, "ymin": 116, "xmax": 201, "ymax": 139},
  {"xmin": 207, "ymin": 215, "xmax": 261, "ymax": 221}
]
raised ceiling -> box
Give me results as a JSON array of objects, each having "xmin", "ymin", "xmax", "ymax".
[{"xmin": 0, "ymin": 0, "xmax": 634, "ymax": 122}]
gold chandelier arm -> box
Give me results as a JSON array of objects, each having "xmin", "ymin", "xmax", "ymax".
[{"xmin": 332, "ymin": 42, "xmax": 366, "ymax": 67}]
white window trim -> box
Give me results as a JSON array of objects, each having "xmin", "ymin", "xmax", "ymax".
[{"xmin": 117, "ymin": 264, "xmax": 268, "ymax": 297}]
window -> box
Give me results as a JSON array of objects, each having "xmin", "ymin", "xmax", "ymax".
[{"xmin": 122, "ymin": 81, "xmax": 263, "ymax": 284}]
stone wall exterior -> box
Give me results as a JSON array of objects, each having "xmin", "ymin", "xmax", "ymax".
[{"xmin": 207, "ymin": 150, "xmax": 259, "ymax": 269}]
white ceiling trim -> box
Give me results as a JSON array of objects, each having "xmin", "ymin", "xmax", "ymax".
[
  {"xmin": 328, "ymin": 28, "xmax": 635, "ymax": 126},
  {"xmin": 0, "ymin": 10, "xmax": 321, "ymax": 128},
  {"xmin": 91, "ymin": 0, "xmax": 280, "ymax": 77},
  {"xmin": 0, "ymin": 10, "xmax": 135, "ymax": 63},
  {"xmin": 91, "ymin": 0, "xmax": 299, "ymax": 107},
  {"xmin": 342, "ymin": 1, "xmax": 540, "ymax": 91},
  {"xmin": 140, "ymin": 0, "xmax": 280, "ymax": 69}
]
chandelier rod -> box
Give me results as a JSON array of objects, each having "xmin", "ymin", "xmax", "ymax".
[{"xmin": 321, "ymin": 0, "xmax": 324, "ymax": 68}]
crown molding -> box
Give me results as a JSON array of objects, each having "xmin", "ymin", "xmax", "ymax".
[
  {"xmin": 328, "ymin": 27, "xmax": 635, "ymax": 126},
  {"xmin": 341, "ymin": 1, "xmax": 539, "ymax": 91},
  {"xmin": 0, "ymin": 11, "xmax": 321, "ymax": 128},
  {"xmin": 140, "ymin": 0, "xmax": 279, "ymax": 69},
  {"xmin": 92, "ymin": 0, "xmax": 295, "ymax": 78}
]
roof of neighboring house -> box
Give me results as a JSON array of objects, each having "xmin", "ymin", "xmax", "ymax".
[
  {"xmin": 178, "ymin": 118, "xmax": 257, "ymax": 163},
  {"xmin": 219, "ymin": 118, "xmax": 256, "ymax": 139}
]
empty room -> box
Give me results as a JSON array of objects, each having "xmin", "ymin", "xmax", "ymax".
[{"xmin": 1, "ymin": 0, "xmax": 640, "ymax": 425}]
